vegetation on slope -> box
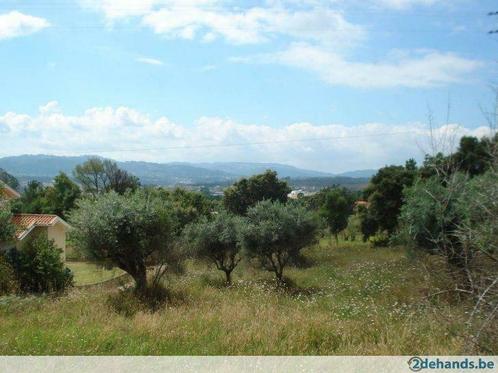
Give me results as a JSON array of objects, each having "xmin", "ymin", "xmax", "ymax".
[{"xmin": 0, "ymin": 239, "xmax": 468, "ymax": 355}]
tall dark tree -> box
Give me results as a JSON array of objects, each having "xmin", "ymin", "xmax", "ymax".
[
  {"xmin": 44, "ymin": 172, "xmax": 81, "ymax": 218},
  {"xmin": 320, "ymin": 188, "xmax": 354, "ymax": 244},
  {"xmin": 74, "ymin": 158, "xmax": 139, "ymax": 196},
  {"xmin": 103, "ymin": 160, "xmax": 140, "ymax": 194},
  {"xmin": 17, "ymin": 180, "xmax": 47, "ymax": 214},
  {"xmin": 361, "ymin": 160, "xmax": 418, "ymax": 238},
  {"xmin": 453, "ymin": 136, "xmax": 493, "ymax": 177},
  {"xmin": 223, "ymin": 170, "xmax": 290, "ymax": 215}
]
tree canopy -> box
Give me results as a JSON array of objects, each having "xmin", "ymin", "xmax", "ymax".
[
  {"xmin": 319, "ymin": 188, "xmax": 354, "ymax": 243},
  {"xmin": 361, "ymin": 160, "xmax": 418, "ymax": 238},
  {"xmin": 223, "ymin": 170, "xmax": 290, "ymax": 215},
  {"xmin": 183, "ymin": 210, "xmax": 243, "ymax": 284},
  {"xmin": 73, "ymin": 158, "xmax": 140, "ymax": 196},
  {"xmin": 69, "ymin": 190, "xmax": 175, "ymax": 293},
  {"xmin": 240, "ymin": 200, "xmax": 317, "ymax": 284},
  {"xmin": 12, "ymin": 173, "xmax": 81, "ymax": 219}
]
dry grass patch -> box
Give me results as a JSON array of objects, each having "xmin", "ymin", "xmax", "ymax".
[{"xmin": 0, "ymin": 239, "xmax": 469, "ymax": 355}]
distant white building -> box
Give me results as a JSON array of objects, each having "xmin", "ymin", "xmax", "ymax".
[{"xmin": 288, "ymin": 190, "xmax": 305, "ymax": 199}]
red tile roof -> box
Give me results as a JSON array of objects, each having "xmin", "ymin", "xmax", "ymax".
[{"xmin": 11, "ymin": 214, "xmax": 62, "ymax": 240}]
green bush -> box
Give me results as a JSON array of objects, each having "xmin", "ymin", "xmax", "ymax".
[
  {"xmin": 6, "ymin": 236, "xmax": 73, "ymax": 293},
  {"xmin": 0, "ymin": 255, "xmax": 18, "ymax": 295},
  {"xmin": 368, "ymin": 231, "xmax": 390, "ymax": 247}
]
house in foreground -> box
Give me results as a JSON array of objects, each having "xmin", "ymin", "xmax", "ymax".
[{"xmin": 0, "ymin": 182, "xmax": 71, "ymax": 260}]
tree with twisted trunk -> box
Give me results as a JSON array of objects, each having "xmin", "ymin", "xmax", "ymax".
[
  {"xmin": 240, "ymin": 200, "xmax": 318, "ymax": 286},
  {"xmin": 69, "ymin": 190, "xmax": 175, "ymax": 294},
  {"xmin": 183, "ymin": 210, "xmax": 243, "ymax": 285}
]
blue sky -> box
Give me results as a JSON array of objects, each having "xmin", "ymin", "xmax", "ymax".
[{"xmin": 0, "ymin": 0, "xmax": 497, "ymax": 172}]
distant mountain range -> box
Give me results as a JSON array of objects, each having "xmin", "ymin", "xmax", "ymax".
[{"xmin": 0, "ymin": 155, "xmax": 375, "ymax": 187}]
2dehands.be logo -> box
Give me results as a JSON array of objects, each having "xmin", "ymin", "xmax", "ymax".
[{"xmin": 408, "ymin": 357, "xmax": 496, "ymax": 371}]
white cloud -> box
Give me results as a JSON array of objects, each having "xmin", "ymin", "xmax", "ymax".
[
  {"xmin": 0, "ymin": 104, "xmax": 491, "ymax": 173},
  {"xmin": 373, "ymin": 0, "xmax": 442, "ymax": 9},
  {"xmin": 136, "ymin": 56, "xmax": 164, "ymax": 65},
  {"xmin": 237, "ymin": 43, "xmax": 482, "ymax": 88},
  {"xmin": 81, "ymin": 1, "xmax": 364, "ymax": 46},
  {"xmin": 0, "ymin": 11, "xmax": 50, "ymax": 40},
  {"xmin": 39, "ymin": 101, "xmax": 61, "ymax": 115}
]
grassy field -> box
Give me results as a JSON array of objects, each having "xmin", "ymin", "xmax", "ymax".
[
  {"xmin": 66, "ymin": 262, "xmax": 124, "ymax": 286},
  {"xmin": 0, "ymin": 238, "xmax": 468, "ymax": 355}
]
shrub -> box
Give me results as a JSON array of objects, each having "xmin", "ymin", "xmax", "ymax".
[
  {"xmin": 0, "ymin": 255, "xmax": 18, "ymax": 295},
  {"xmin": 368, "ymin": 231, "xmax": 390, "ymax": 247},
  {"xmin": 6, "ymin": 236, "xmax": 73, "ymax": 293},
  {"xmin": 343, "ymin": 213, "xmax": 361, "ymax": 241}
]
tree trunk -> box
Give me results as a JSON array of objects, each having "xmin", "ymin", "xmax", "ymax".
[
  {"xmin": 224, "ymin": 269, "xmax": 232, "ymax": 286},
  {"xmin": 335, "ymin": 234, "xmax": 339, "ymax": 246},
  {"xmin": 275, "ymin": 268, "xmax": 284, "ymax": 287},
  {"xmin": 132, "ymin": 266, "xmax": 147, "ymax": 294}
]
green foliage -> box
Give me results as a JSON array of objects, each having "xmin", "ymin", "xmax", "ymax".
[
  {"xmin": 16, "ymin": 180, "xmax": 48, "ymax": 214},
  {"xmin": 401, "ymin": 168, "xmax": 497, "ymax": 263},
  {"xmin": 0, "ymin": 169, "xmax": 19, "ymax": 190},
  {"xmin": 6, "ymin": 236, "xmax": 73, "ymax": 293},
  {"xmin": 0, "ymin": 205, "xmax": 15, "ymax": 243},
  {"xmin": 457, "ymin": 169, "xmax": 498, "ymax": 258},
  {"xmin": 12, "ymin": 173, "xmax": 81, "ymax": 218},
  {"xmin": 44, "ymin": 173, "xmax": 81, "ymax": 218},
  {"xmin": 361, "ymin": 160, "xmax": 417, "ymax": 239},
  {"xmin": 343, "ymin": 213, "xmax": 361, "ymax": 241},
  {"xmin": 368, "ymin": 231, "xmax": 390, "ymax": 248},
  {"xmin": 420, "ymin": 134, "xmax": 498, "ymax": 179},
  {"xmin": 152, "ymin": 187, "xmax": 213, "ymax": 235},
  {"xmin": 319, "ymin": 188, "xmax": 354, "ymax": 242},
  {"xmin": 398, "ymin": 174, "xmax": 467, "ymax": 265},
  {"xmin": 69, "ymin": 190, "xmax": 176, "ymax": 292},
  {"xmin": 183, "ymin": 210, "xmax": 243, "ymax": 284},
  {"xmin": 73, "ymin": 158, "xmax": 140, "ymax": 196},
  {"xmin": 240, "ymin": 200, "xmax": 318, "ymax": 284},
  {"xmin": 223, "ymin": 170, "xmax": 290, "ymax": 215},
  {"xmin": 0, "ymin": 255, "xmax": 18, "ymax": 295}
]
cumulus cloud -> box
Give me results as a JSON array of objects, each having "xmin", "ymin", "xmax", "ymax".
[
  {"xmin": 0, "ymin": 11, "xmax": 50, "ymax": 40},
  {"xmin": 0, "ymin": 104, "xmax": 491, "ymax": 173}
]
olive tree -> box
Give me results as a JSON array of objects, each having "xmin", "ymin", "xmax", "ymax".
[
  {"xmin": 69, "ymin": 190, "xmax": 175, "ymax": 293},
  {"xmin": 183, "ymin": 211, "xmax": 243, "ymax": 285},
  {"xmin": 240, "ymin": 200, "xmax": 318, "ymax": 285}
]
